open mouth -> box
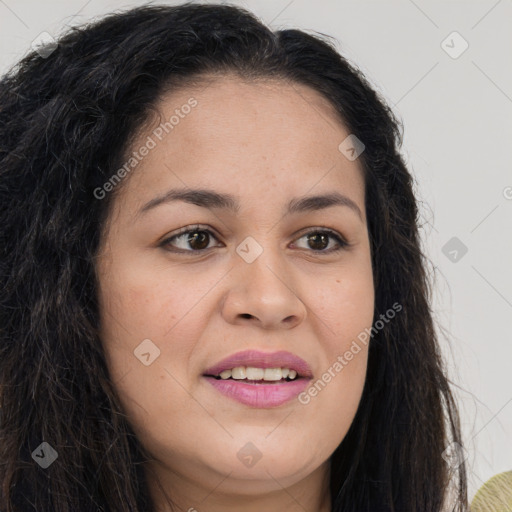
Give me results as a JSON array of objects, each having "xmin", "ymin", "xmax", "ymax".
[
  {"xmin": 204, "ymin": 366, "xmax": 302, "ymax": 384},
  {"xmin": 202, "ymin": 350, "xmax": 312, "ymax": 407},
  {"xmin": 202, "ymin": 365, "xmax": 310, "ymax": 407}
]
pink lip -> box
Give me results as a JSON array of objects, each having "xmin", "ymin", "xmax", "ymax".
[
  {"xmin": 204, "ymin": 377, "xmax": 310, "ymax": 408},
  {"xmin": 203, "ymin": 349, "xmax": 313, "ymax": 378},
  {"xmin": 202, "ymin": 350, "xmax": 313, "ymax": 408}
]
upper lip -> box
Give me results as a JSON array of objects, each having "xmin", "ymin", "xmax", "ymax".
[{"xmin": 203, "ymin": 349, "xmax": 313, "ymax": 378}]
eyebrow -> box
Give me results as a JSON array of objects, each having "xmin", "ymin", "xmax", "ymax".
[{"xmin": 136, "ymin": 188, "xmax": 363, "ymax": 221}]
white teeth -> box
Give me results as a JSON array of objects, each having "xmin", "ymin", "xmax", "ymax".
[
  {"xmin": 263, "ymin": 368, "xmax": 282, "ymax": 381},
  {"xmin": 245, "ymin": 367, "xmax": 265, "ymax": 380},
  {"xmin": 214, "ymin": 366, "xmax": 298, "ymax": 381},
  {"xmin": 231, "ymin": 366, "xmax": 246, "ymax": 379}
]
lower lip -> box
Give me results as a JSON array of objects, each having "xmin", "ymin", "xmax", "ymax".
[{"xmin": 203, "ymin": 376, "xmax": 310, "ymax": 408}]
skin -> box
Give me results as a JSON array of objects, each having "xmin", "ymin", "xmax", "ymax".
[{"xmin": 96, "ymin": 75, "xmax": 375, "ymax": 512}]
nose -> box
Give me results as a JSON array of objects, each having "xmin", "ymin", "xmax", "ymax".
[{"xmin": 220, "ymin": 252, "xmax": 307, "ymax": 330}]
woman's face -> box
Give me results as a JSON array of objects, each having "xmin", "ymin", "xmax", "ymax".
[{"xmin": 96, "ymin": 76, "xmax": 374, "ymax": 506}]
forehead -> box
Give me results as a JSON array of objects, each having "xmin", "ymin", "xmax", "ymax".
[
  {"xmin": 153, "ymin": 75, "xmax": 349, "ymax": 155},
  {"xmin": 115, "ymin": 75, "xmax": 366, "ymax": 218}
]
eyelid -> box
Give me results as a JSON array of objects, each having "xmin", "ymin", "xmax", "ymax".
[
  {"xmin": 162, "ymin": 224, "xmax": 217, "ymax": 240},
  {"xmin": 159, "ymin": 224, "xmax": 223, "ymax": 250},
  {"xmin": 292, "ymin": 226, "xmax": 348, "ymax": 244}
]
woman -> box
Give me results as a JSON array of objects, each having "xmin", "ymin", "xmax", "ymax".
[{"xmin": 0, "ymin": 3, "xmax": 468, "ymax": 511}]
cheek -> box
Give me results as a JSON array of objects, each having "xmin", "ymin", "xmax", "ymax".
[
  {"xmin": 306, "ymin": 261, "xmax": 374, "ymax": 340},
  {"xmin": 98, "ymin": 256, "xmax": 226, "ymax": 341},
  {"xmin": 298, "ymin": 335, "xmax": 369, "ymax": 457},
  {"xmin": 97, "ymin": 269, "xmax": 210, "ymax": 446},
  {"xmin": 296, "ymin": 262, "xmax": 373, "ymax": 443},
  {"xmin": 96, "ymin": 260, "xmax": 218, "ymax": 403}
]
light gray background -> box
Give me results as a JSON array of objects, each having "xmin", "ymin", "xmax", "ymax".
[{"xmin": 1, "ymin": 0, "xmax": 510, "ymax": 500}]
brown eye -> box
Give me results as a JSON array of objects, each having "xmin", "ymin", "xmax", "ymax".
[
  {"xmin": 161, "ymin": 227, "xmax": 221, "ymax": 252},
  {"xmin": 292, "ymin": 229, "xmax": 348, "ymax": 253},
  {"xmin": 306, "ymin": 232, "xmax": 329, "ymax": 250},
  {"xmin": 187, "ymin": 230, "xmax": 211, "ymax": 250}
]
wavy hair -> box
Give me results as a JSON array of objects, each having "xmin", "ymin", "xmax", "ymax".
[{"xmin": 0, "ymin": 3, "xmax": 467, "ymax": 511}]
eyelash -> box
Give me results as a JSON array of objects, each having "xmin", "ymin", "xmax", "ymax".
[{"xmin": 159, "ymin": 224, "xmax": 349, "ymax": 255}]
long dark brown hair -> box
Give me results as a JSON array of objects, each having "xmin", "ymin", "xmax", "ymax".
[{"xmin": 0, "ymin": 3, "xmax": 467, "ymax": 511}]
